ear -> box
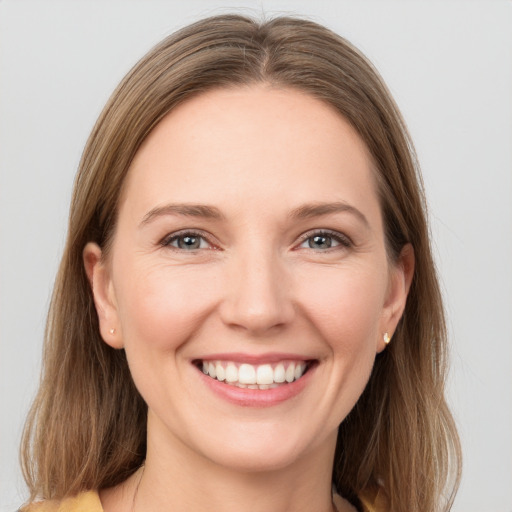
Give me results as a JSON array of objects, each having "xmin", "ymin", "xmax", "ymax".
[
  {"xmin": 377, "ymin": 243, "xmax": 415, "ymax": 352},
  {"xmin": 83, "ymin": 242, "xmax": 123, "ymax": 349}
]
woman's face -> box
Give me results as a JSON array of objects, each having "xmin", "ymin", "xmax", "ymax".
[{"xmin": 85, "ymin": 85, "xmax": 411, "ymax": 472}]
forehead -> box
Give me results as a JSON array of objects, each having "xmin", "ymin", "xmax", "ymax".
[{"xmin": 121, "ymin": 85, "xmax": 380, "ymax": 221}]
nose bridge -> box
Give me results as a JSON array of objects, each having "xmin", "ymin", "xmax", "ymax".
[{"xmin": 220, "ymin": 242, "xmax": 294, "ymax": 334}]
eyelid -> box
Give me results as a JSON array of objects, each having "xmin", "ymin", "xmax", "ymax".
[{"xmin": 159, "ymin": 229, "xmax": 219, "ymax": 250}]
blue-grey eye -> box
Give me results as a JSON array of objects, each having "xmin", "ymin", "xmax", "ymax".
[
  {"xmin": 178, "ymin": 235, "xmax": 201, "ymax": 249},
  {"xmin": 167, "ymin": 233, "xmax": 209, "ymax": 250},
  {"xmin": 308, "ymin": 234, "xmax": 335, "ymax": 249},
  {"xmin": 298, "ymin": 231, "xmax": 350, "ymax": 250}
]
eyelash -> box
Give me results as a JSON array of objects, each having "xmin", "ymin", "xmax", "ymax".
[
  {"xmin": 296, "ymin": 229, "xmax": 353, "ymax": 251},
  {"xmin": 160, "ymin": 230, "xmax": 215, "ymax": 251},
  {"xmin": 159, "ymin": 229, "xmax": 352, "ymax": 252}
]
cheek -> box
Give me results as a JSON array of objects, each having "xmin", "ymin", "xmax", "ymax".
[
  {"xmin": 114, "ymin": 260, "xmax": 220, "ymax": 353},
  {"xmin": 296, "ymin": 262, "xmax": 387, "ymax": 355},
  {"xmin": 291, "ymin": 263, "xmax": 388, "ymax": 428}
]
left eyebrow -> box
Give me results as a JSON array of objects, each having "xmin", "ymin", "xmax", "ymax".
[
  {"xmin": 288, "ymin": 201, "xmax": 370, "ymax": 229},
  {"xmin": 139, "ymin": 203, "xmax": 226, "ymax": 227}
]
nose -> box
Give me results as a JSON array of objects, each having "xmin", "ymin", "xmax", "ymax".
[{"xmin": 219, "ymin": 248, "xmax": 295, "ymax": 336}]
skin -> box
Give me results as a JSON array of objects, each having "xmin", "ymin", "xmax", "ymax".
[{"xmin": 84, "ymin": 85, "xmax": 414, "ymax": 512}]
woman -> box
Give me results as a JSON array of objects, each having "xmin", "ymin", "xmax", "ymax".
[{"xmin": 20, "ymin": 14, "xmax": 461, "ymax": 512}]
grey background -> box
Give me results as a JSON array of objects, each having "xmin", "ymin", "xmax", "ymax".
[{"xmin": 1, "ymin": 1, "xmax": 511, "ymax": 510}]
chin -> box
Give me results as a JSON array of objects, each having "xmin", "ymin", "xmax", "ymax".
[
  {"xmin": 187, "ymin": 420, "xmax": 333, "ymax": 475},
  {"xmin": 205, "ymin": 443, "xmax": 308, "ymax": 474}
]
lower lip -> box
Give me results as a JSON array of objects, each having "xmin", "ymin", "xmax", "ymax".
[{"xmin": 196, "ymin": 364, "xmax": 315, "ymax": 407}]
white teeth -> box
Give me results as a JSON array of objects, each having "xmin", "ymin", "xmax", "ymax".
[
  {"xmin": 215, "ymin": 363, "xmax": 225, "ymax": 381},
  {"xmin": 225, "ymin": 363, "xmax": 238, "ymax": 383},
  {"xmin": 238, "ymin": 364, "xmax": 256, "ymax": 384},
  {"xmin": 256, "ymin": 364, "xmax": 274, "ymax": 385},
  {"xmin": 285, "ymin": 363, "xmax": 295, "ymax": 383},
  {"xmin": 274, "ymin": 363, "xmax": 286, "ymax": 383},
  {"xmin": 201, "ymin": 360, "xmax": 309, "ymax": 387},
  {"xmin": 294, "ymin": 363, "xmax": 304, "ymax": 381}
]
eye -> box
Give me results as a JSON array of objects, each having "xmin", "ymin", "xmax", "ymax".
[
  {"xmin": 297, "ymin": 230, "xmax": 352, "ymax": 251},
  {"xmin": 161, "ymin": 231, "xmax": 212, "ymax": 251}
]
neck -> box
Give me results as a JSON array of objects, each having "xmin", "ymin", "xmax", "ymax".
[
  {"xmin": 142, "ymin": 457, "xmax": 334, "ymax": 512},
  {"xmin": 103, "ymin": 411, "xmax": 341, "ymax": 512}
]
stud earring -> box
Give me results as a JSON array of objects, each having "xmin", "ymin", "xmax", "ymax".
[
  {"xmin": 109, "ymin": 328, "xmax": 116, "ymax": 335},
  {"xmin": 383, "ymin": 332, "xmax": 391, "ymax": 345}
]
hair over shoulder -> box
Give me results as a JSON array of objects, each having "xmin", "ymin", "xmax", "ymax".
[{"xmin": 21, "ymin": 14, "xmax": 461, "ymax": 512}]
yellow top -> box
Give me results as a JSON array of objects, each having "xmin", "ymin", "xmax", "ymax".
[
  {"xmin": 22, "ymin": 488, "xmax": 387, "ymax": 512},
  {"xmin": 21, "ymin": 491, "xmax": 102, "ymax": 512}
]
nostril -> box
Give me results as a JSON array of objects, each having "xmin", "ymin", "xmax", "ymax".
[
  {"xmin": 218, "ymin": 263, "xmax": 294, "ymax": 334},
  {"xmin": 220, "ymin": 305, "xmax": 294, "ymax": 336}
]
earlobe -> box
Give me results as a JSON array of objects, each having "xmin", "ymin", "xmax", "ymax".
[
  {"xmin": 83, "ymin": 242, "xmax": 123, "ymax": 349},
  {"xmin": 378, "ymin": 243, "xmax": 415, "ymax": 352}
]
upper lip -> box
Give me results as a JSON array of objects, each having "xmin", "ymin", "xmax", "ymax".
[{"xmin": 193, "ymin": 352, "xmax": 315, "ymax": 364}]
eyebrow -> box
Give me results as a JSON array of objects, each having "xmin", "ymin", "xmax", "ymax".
[
  {"xmin": 139, "ymin": 203, "xmax": 225, "ymax": 227},
  {"xmin": 288, "ymin": 201, "xmax": 370, "ymax": 228},
  {"xmin": 139, "ymin": 201, "xmax": 370, "ymax": 229}
]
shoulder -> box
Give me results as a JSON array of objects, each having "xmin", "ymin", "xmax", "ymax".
[{"xmin": 20, "ymin": 491, "xmax": 103, "ymax": 512}]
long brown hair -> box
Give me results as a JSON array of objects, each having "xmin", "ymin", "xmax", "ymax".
[{"xmin": 21, "ymin": 14, "xmax": 461, "ymax": 512}]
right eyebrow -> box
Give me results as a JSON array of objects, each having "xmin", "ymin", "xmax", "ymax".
[
  {"xmin": 139, "ymin": 203, "xmax": 225, "ymax": 227},
  {"xmin": 288, "ymin": 201, "xmax": 370, "ymax": 230}
]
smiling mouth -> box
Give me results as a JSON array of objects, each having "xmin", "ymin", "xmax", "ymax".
[{"xmin": 194, "ymin": 360, "xmax": 315, "ymax": 390}]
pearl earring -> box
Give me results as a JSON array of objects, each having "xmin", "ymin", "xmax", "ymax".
[
  {"xmin": 383, "ymin": 332, "xmax": 391, "ymax": 344},
  {"xmin": 109, "ymin": 328, "xmax": 116, "ymax": 335}
]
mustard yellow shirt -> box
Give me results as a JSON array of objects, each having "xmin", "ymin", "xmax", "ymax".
[
  {"xmin": 21, "ymin": 491, "xmax": 102, "ymax": 512},
  {"xmin": 22, "ymin": 488, "xmax": 387, "ymax": 512}
]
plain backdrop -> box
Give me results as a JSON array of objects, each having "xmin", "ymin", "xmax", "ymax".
[{"xmin": 1, "ymin": 1, "xmax": 511, "ymax": 511}]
